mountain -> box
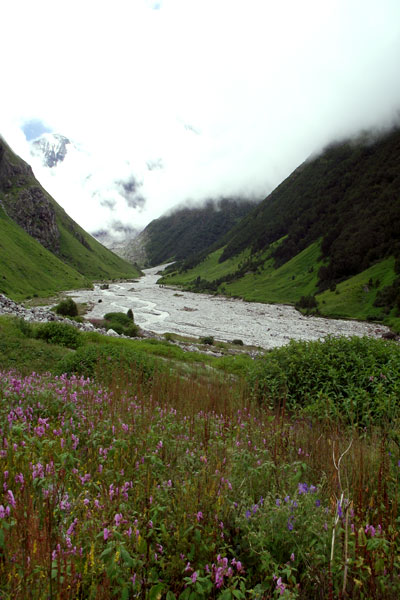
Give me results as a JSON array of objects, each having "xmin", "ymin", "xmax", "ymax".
[
  {"xmin": 91, "ymin": 223, "xmax": 139, "ymax": 254},
  {"xmin": 30, "ymin": 133, "xmax": 71, "ymax": 168},
  {"xmin": 0, "ymin": 136, "xmax": 141, "ymax": 300},
  {"xmin": 160, "ymin": 127, "xmax": 400, "ymax": 328},
  {"xmin": 120, "ymin": 197, "xmax": 259, "ymax": 267}
]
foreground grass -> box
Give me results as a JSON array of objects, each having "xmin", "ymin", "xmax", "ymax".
[
  {"xmin": 1, "ymin": 316, "xmax": 400, "ymax": 598},
  {"xmin": 0, "ymin": 367, "xmax": 399, "ymax": 599}
]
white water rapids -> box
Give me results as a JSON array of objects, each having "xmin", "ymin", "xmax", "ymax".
[{"xmin": 66, "ymin": 265, "xmax": 389, "ymax": 350}]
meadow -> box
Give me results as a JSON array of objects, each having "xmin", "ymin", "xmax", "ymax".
[{"xmin": 0, "ymin": 316, "xmax": 399, "ymax": 599}]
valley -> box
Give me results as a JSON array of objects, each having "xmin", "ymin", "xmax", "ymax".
[{"xmin": 66, "ymin": 265, "xmax": 389, "ymax": 349}]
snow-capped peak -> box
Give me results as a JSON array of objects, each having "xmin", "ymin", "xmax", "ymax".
[{"xmin": 30, "ymin": 133, "xmax": 71, "ymax": 168}]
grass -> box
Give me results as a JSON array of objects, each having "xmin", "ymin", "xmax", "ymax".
[
  {"xmin": 158, "ymin": 247, "xmax": 250, "ymax": 287},
  {"xmin": 1, "ymin": 315, "xmax": 400, "ymax": 598},
  {"xmin": 0, "ymin": 345, "xmax": 399, "ymax": 599},
  {"xmin": 0, "ymin": 210, "xmax": 90, "ymax": 300},
  {"xmin": 317, "ymin": 257, "xmax": 397, "ymax": 320},
  {"xmin": 160, "ymin": 239, "xmax": 400, "ymax": 329},
  {"xmin": 224, "ymin": 241, "xmax": 323, "ymax": 304}
]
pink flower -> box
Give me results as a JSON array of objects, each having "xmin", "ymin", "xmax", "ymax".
[
  {"xmin": 103, "ymin": 528, "xmax": 110, "ymax": 540},
  {"xmin": 114, "ymin": 513, "xmax": 123, "ymax": 527},
  {"xmin": 7, "ymin": 490, "xmax": 16, "ymax": 508},
  {"xmin": 191, "ymin": 571, "xmax": 198, "ymax": 583}
]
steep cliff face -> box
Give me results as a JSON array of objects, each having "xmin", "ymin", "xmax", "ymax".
[{"xmin": 0, "ymin": 139, "xmax": 60, "ymax": 252}]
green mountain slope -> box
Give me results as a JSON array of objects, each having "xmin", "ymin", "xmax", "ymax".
[
  {"xmin": 121, "ymin": 197, "xmax": 258, "ymax": 267},
  {"xmin": 0, "ymin": 137, "xmax": 141, "ymax": 300},
  {"xmin": 160, "ymin": 127, "xmax": 400, "ymax": 328}
]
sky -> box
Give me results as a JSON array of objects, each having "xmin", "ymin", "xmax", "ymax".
[{"xmin": 1, "ymin": 0, "xmax": 400, "ymax": 238}]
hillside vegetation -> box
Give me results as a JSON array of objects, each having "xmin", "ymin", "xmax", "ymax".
[
  {"xmin": 121, "ymin": 198, "xmax": 258, "ymax": 267},
  {"xmin": 0, "ymin": 137, "xmax": 141, "ymax": 300},
  {"xmin": 160, "ymin": 127, "xmax": 400, "ymax": 329}
]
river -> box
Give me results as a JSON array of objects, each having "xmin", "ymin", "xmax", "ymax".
[{"xmin": 66, "ymin": 265, "xmax": 388, "ymax": 349}]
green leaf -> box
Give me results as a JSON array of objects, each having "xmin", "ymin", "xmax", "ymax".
[
  {"xmin": 149, "ymin": 583, "xmax": 165, "ymax": 600},
  {"xmin": 100, "ymin": 546, "xmax": 113, "ymax": 559},
  {"xmin": 0, "ymin": 529, "xmax": 4, "ymax": 549},
  {"xmin": 121, "ymin": 587, "xmax": 130, "ymax": 600},
  {"xmin": 166, "ymin": 592, "xmax": 177, "ymax": 600},
  {"xmin": 119, "ymin": 545, "xmax": 133, "ymax": 567}
]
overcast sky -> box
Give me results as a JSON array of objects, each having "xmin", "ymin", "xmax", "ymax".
[{"xmin": 1, "ymin": 0, "xmax": 400, "ymax": 236}]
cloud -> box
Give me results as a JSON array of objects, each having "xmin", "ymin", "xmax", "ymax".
[
  {"xmin": 115, "ymin": 176, "xmax": 146, "ymax": 210},
  {"xmin": 1, "ymin": 0, "xmax": 400, "ymax": 235}
]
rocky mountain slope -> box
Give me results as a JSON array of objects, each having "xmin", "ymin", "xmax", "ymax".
[
  {"xmin": 121, "ymin": 197, "xmax": 258, "ymax": 267},
  {"xmin": 0, "ymin": 137, "xmax": 141, "ymax": 300}
]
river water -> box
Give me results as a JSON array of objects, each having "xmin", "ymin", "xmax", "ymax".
[{"xmin": 66, "ymin": 265, "xmax": 389, "ymax": 349}]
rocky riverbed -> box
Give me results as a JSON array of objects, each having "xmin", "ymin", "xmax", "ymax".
[{"xmin": 65, "ymin": 265, "xmax": 390, "ymax": 349}]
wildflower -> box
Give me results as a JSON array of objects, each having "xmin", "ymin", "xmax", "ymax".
[
  {"xmin": 290, "ymin": 553, "xmax": 295, "ymax": 561},
  {"xmin": 276, "ymin": 576, "xmax": 286, "ymax": 595},
  {"xmin": 276, "ymin": 498, "xmax": 281, "ymax": 506},
  {"xmin": 196, "ymin": 511, "xmax": 203, "ymax": 522},
  {"xmin": 315, "ymin": 499, "xmax": 321, "ymax": 507},
  {"xmin": 365, "ymin": 524, "xmax": 376, "ymax": 537},
  {"xmin": 103, "ymin": 528, "xmax": 110, "ymax": 540},
  {"xmin": 7, "ymin": 490, "xmax": 16, "ymax": 508},
  {"xmin": 0, "ymin": 505, "xmax": 10, "ymax": 518},
  {"xmin": 298, "ymin": 482, "xmax": 309, "ymax": 494},
  {"xmin": 191, "ymin": 571, "xmax": 198, "ymax": 583}
]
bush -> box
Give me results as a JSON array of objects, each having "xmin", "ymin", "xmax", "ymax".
[
  {"xmin": 127, "ymin": 308, "xmax": 134, "ymax": 320},
  {"xmin": 104, "ymin": 312, "xmax": 132, "ymax": 326},
  {"xmin": 103, "ymin": 312, "xmax": 139, "ymax": 337},
  {"xmin": 247, "ymin": 336, "xmax": 400, "ymax": 424},
  {"xmin": 55, "ymin": 297, "xmax": 78, "ymax": 317},
  {"xmin": 34, "ymin": 322, "xmax": 82, "ymax": 349},
  {"xmin": 200, "ymin": 335, "xmax": 214, "ymax": 345},
  {"xmin": 57, "ymin": 343, "xmax": 158, "ymax": 384},
  {"xmin": 232, "ymin": 339, "xmax": 244, "ymax": 346}
]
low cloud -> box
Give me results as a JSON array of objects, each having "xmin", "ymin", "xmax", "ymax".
[
  {"xmin": 1, "ymin": 0, "xmax": 400, "ymax": 236},
  {"xmin": 115, "ymin": 176, "xmax": 146, "ymax": 210}
]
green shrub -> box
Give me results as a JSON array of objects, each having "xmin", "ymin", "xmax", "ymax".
[
  {"xmin": 15, "ymin": 318, "xmax": 34, "ymax": 338},
  {"xmin": 56, "ymin": 343, "xmax": 158, "ymax": 384},
  {"xmin": 200, "ymin": 335, "xmax": 214, "ymax": 345},
  {"xmin": 104, "ymin": 312, "xmax": 132, "ymax": 326},
  {"xmin": 34, "ymin": 321, "xmax": 83, "ymax": 349},
  {"xmin": 55, "ymin": 297, "xmax": 79, "ymax": 317},
  {"xmin": 103, "ymin": 312, "xmax": 139, "ymax": 337},
  {"xmin": 247, "ymin": 336, "xmax": 400, "ymax": 424},
  {"xmin": 232, "ymin": 338, "xmax": 244, "ymax": 346},
  {"xmin": 127, "ymin": 308, "xmax": 134, "ymax": 320}
]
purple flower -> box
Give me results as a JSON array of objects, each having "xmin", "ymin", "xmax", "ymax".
[
  {"xmin": 191, "ymin": 571, "xmax": 198, "ymax": 583},
  {"xmin": 298, "ymin": 482, "xmax": 309, "ymax": 495},
  {"xmin": 114, "ymin": 513, "xmax": 123, "ymax": 527},
  {"xmin": 7, "ymin": 490, "xmax": 16, "ymax": 508},
  {"xmin": 103, "ymin": 528, "xmax": 110, "ymax": 540}
]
